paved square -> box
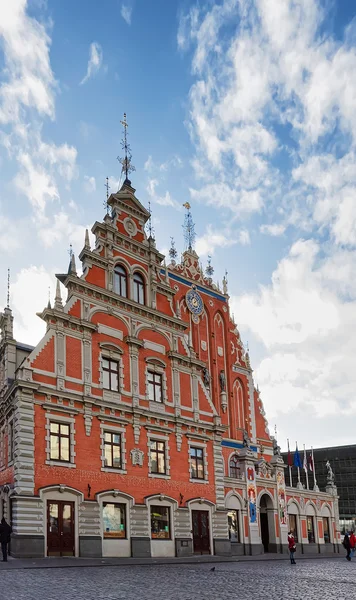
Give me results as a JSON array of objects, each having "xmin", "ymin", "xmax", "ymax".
[{"xmin": 1, "ymin": 558, "xmax": 352, "ymax": 600}]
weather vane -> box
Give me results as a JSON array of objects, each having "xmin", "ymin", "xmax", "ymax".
[
  {"xmin": 182, "ymin": 202, "xmax": 196, "ymax": 251},
  {"xmin": 104, "ymin": 176, "xmax": 110, "ymax": 213},
  {"xmin": 146, "ymin": 201, "xmax": 155, "ymax": 240},
  {"xmin": 169, "ymin": 237, "xmax": 178, "ymax": 265},
  {"xmin": 205, "ymin": 255, "xmax": 214, "ymax": 279},
  {"xmin": 117, "ymin": 113, "xmax": 135, "ymax": 185},
  {"xmin": 68, "ymin": 243, "xmax": 73, "ymax": 259},
  {"xmin": 6, "ymin": 268, "xmax": 10, "ymax": 308}
]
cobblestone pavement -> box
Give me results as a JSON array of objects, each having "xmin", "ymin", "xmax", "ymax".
[{"xmin": 2, "ymin": 558, "xmax": 352, "ymax": 600}]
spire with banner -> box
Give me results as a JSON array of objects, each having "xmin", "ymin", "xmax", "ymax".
[
  {"xmin": 118, "ymin": 112, "xmax": 135, "ymax": 186},
  {"xmin": 182, "ymin": 202, "xmax": 196, "ymax": 252}
]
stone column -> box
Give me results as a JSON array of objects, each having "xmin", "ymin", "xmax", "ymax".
[{"xmin": 271, "ymin": 455, "xmax": 288, "ymax": 553}]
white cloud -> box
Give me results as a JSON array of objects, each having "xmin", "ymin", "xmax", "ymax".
[
  {"xmin": 37, "ymin": 212, "xmax": 89, "ymax": 251},
  {"xmin": 196, "ymin": 225, "xmax": 237, "ymax": 256},
  {"xmin": 146, "ymin": 178, "xmax": 180, "ymax": 209},
  {"xmin": 0, "ymin": 1, "xmax": 55, "ymax": 125},
  {"xmin": 121, "ymin": 4, "xmax": 132, "ymax": 25},
  {"xmin": 238, "ymin": 229, "xmax": 250, "ymax": 245},
  {"xmin": 84, "ymin": 175, "xmax": 96, "ymax": 193},
  {"xmin": 80, "ymin": 42, "xmax": 103, "ymax": 85},
  {"xmin": 260, "ymin": 224, "xmax": 286, "ymax": 236}
]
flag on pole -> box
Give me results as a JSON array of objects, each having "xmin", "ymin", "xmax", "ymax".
[
  {"xmin": 293, "ymin": 444, "xmax": 302, "ymax": 469},
  {"xmin": 287, "ymin": 439, "xmax": 293, "ymax": 467},
  {"xmin": 303, "ymin": 446, "xmax": 308, "ymax": 473},
  {"xmin": 308, "ymin": 452, "xmax": 314, "ymax": 472}
]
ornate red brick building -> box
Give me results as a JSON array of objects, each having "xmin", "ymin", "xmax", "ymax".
[{"xmin": 0, "ymin": 177, "xmax": 340, "ymax": 558}]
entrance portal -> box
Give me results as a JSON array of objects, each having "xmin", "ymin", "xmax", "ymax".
[
  {"xmin": 259, "ymin": 494, "xmax": 274, "ymax": 553},
  {"xmin": 192, "ymin": 510, "xmax": 211, "ymax": 554},
  {"xmin": 47, "ymin": 501, "xmax": 75, "ymax": 557}
]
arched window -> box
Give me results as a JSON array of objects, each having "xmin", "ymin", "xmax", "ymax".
[
  {"xmin": 133, "ymin": 272, "xmax": 145, "ymax": 305},
  {"xmin": 229, "ymin": 455, "xmax": 240, "ymax": 479},
  {"xmin": 114, "ymin": 265, "xmax": 127, "ymax": 298}
]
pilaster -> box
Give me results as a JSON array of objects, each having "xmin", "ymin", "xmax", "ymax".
[{"xmin": 13, "ymin": 389, "xmax": 35, "ymax": 496}]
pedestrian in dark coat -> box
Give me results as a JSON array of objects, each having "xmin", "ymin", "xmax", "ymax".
[
  {"xmin": 288, "ymin": 531, "xmax": 296, "ymax": 565},
  {"xmin": 343, "ymin": 533, "xmax": 351, "ymax": 561},
  {"xmin": 0, "ymin": 517, "xmax": 12, "ymax": 562}
]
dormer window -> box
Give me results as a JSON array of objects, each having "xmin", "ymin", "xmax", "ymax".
[
  {"xmin": 133, "ymin": 272, "xmax": 145, "ymax": 305},
  {"xmin": 114, "ymin": 265, "xmax": 128, "ymax": 298}
]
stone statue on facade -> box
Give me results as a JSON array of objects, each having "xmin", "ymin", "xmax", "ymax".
[
  {"xmin": 326, "ymin": 460, "xmax": 335, "ymax": 485},
  {"xmin": 219, "ymin": 370, "xmax": 226, "ymax": 392},
  {"xmin": 272, "ymin": 437, "xmax": 281, "ymax": 457},
  {"xmin": 243, "ymin": 428, "xmax": 251, "ymax": 448},
  {"xmin": 202, "ymin": 367, "xmax": 210, "ymax": 389}
]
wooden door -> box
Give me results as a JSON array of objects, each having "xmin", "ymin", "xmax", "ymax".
[
  {"xmin": 192, "ymin": 510, "xmax": 210, "ymax": 554},
  {"xmin": 47, "ymin": 501, "xmax": 75, "ymax": 557}
]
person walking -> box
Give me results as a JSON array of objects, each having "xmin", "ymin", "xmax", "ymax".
[
  {"xmin": 0, "ymin": 517, "xmax": 12, "ymax": 562},
  {"xmin": 349, "ymin": 531, "xmax": 356, "ymax": 559},
  {"xmin": 288, "ymin": 531, "xmax": 296, "ymax": 565},
  {"xmin": 343, "ymin": 532, "xmax": 351, "ymax": 561}
]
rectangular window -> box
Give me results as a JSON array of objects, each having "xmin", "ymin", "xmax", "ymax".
[
  {"xmin": 102, "ymin": 502, "xmax": 126, "ymax": 538},
  {"xmin": 227, "ymin": 510, "xmax": 240, "ymax": 543},
  {"xmin": 104, "ymin": 432, "xmax": 122, "ymax": 469},
  {"xmin": 190, "ymin": 446, "xmax": 205, "ymax": 480},
  {"xmin": 150, "ymin": 440, "xmax": 166, "ymax": 474},
  {"xmin": 50, "ymin": 422, "xmax": 70, "ymax": 462},
  {"xmin": 103, "ymin": 359, "xmax": 119, "ymax": 392},
  {"xmin": 148, "ymin": 371, "xmax": 163, "ymax": 403},
  {"xmin": 307, "ymin": 516, "xmax": 315, "ymax": 543},
  {"xmin": 323, "ymin": 517, "xmax": 330, "ymax": 543},
  {"xmin": 150, "ymin": 505, "xmax": 170, "ymax": 539},
  {"xmin": 288, "ymin": 514, "xmax": 298, "ymax": 542}
]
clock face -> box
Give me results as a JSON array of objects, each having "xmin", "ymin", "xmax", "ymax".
[{"xmin": 186, "ymin": 288, "xmax": 203, "ymax": 316}]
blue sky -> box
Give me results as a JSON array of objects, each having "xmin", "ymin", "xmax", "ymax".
[{"xmin": 2, "ymin": 0, "xmax": 356, "ymax": 449}]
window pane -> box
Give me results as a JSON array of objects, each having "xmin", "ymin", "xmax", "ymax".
[
  {"xmin": 62, "ymin": 505, "xmax": 72, "ymax": 533},
  {"xmin": 151, "ymin": 457, "xmax": 158, "ymax": 472},
  {"xmin": 104, "ymin": 432, "xmax": 111, "ymax": 443},
  {"xmin": 60, "ymin": 437, "xmax": 70, "ymax": 461},
  {"xmin": 150, "ymin": 440, "xmax": 157, "ymax": 451},
  {"xmin": 155, "ymin": 385, "xmax": 162, "ymax": 403},
  {"xmin": 228, "ymin": 510, "xmax": 239, "ymax": 542},
  {"xmin": 157, "ymin": 442, "xmax": 165, "ymax": 452},
  {"xmin": 50, "ymin": 435, "xmax": 59, "ymax": 460},
  {"xmin": 60, "ymin": 423, "xmax": 70, "ymax": 436},
  {"xmin": 104, "ymin": 445, "xmax": 112, "ymax": 467},
  {"xmin": 103, "ymin": 370, "xmax": 110, "ymax": 390},
  {"xmin": 112, "ymin": 446, "xmax": 121, "ymax": 468},
  {"xmin": 112, "ymin": 434, "xmax": 120, "ymax": 445},
  {"xmin": 103, "ymin": 503, "xmax": 126, "ymax": 538},
  {"xmin": 49, "ymin": 504, "xmax": 59, "ymax": 533},
  {"xmin": 157, "ymin": 452, "xmax": 166, "ymax": 474},
  {"xmin": 197, "ymin": 461, "xmax": 204, "ymax": 479},
  {"xmin": 148, "ymin": 382, "xmax": 155, "ymax": 401},
  {"xmin": 138, "ymin": 286, "xmax": 144, "ymax": 305},
  {"xmin": 196, "ymin": 448, "xmax": 203, "ymax": 459},
  {"xmin": 190, "ymin": 447, "xmax": 197, "ymax": 458},
  {"xmin": 50, "ymin": 422, "xmax": 59, "ymax": 434},
  {"xmin": 110, "ymin": 372, "xmax": 119, "ymax": 391},
  {"xmin": 110, "ymin": 360, "xmax": 118, "ymax": 372},
  {"xmin": 151, "ymin": 505, "xmax": 170, "ymax": 539},
  {"xmin": 102, "ymin": 359, "xmax": 110, "ymax": 369}
]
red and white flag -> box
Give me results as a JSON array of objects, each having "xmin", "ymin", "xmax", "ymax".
[
  {"xmin": 308, "ymin": 452, "xmax": 314, "ymax": 472},
  {"xmin": 303, "ymin": 446, "xmax": 308, "ymax": 473}
]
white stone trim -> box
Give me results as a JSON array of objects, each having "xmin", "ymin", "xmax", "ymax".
[
  {"xmin": 7, "ymin": 417, "xmax": 14, "ymax": 466},
  {"xmin": 45, "ymin": 412, "xmax": 76, "ymax": 468},
  {"xmin": 100, "ymin": 422, "xmax": 127, "ymax": 474},
  {"xmin": 147, "ymin": 432, "xmax": 171, "ymax": 478},
  {"xmin": 144, "ymin": 340, "xmax": 165, "ymax": 355},
  {"xmin": 98, "ymin": 325, "xmax": 123, "ymax": 340},
  {"xmin": 188, "ymin": 440, "xmax": 209, "ymax": 484}
]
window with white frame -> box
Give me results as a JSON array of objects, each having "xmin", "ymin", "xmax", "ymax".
[
  {"xmin": 148, "ymin": 371, "xmax": 163, "ymax": 403},
  {"xmin": 45, "ymin": 413, "xmax": 76, "ymax": 467},
  {"xmin": 188, "ymin": 442, "xmax": 208, "ymax": 482},
  {"xmin": 114, "ymin": 265, "xmax": 128, "ymax": 298},
  {"xmin": 102, "ymin": 358, "xmax": 120, "ymax": 392},
  {"xmin": 147, "ymin": 434, "xmax": 170, "ymax": 477},
  {"xmin": 133, "ymin": 272, "xmax": 145, "ymax": 305},
  {"xmin": 145, "ymin": 360, "xmax": 167, "ymax": 406},
  {"xmin": 100, "ymin": 424, "xmax": 126, "ymax": 472}
]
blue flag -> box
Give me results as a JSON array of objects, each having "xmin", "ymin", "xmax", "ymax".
[{"xmin": 294, "ymin": 445, "xmax": 302, "ymax": 468}]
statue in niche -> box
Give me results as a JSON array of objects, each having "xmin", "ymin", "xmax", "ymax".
[
  {"xmin": 219, "ymin": 370, "xmax": 226, "ymax": 392},
  {"xmin": 272, "ymin": 437, "xmax": 281, "ymax": 456},
  {"xmin": 326, "ymin": 460, "xmax": 335, "ymax": 485},
  {"xmin": 243, "ymin": 428, "xmax": 251, "ymax": 448},
  {"xmin": 202, "ymin": 367, "xmax": 210, "ymax": 389}
]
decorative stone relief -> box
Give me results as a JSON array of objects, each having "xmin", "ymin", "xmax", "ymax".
[
  {"xmin": 217, "ymin": 346, "xmax": 223, "ymax": 357},
  {"xmin": 176, "ymin": 424, "xmax": 182, "ymax": 452},
  {"xmin": 84, "ymin": 403, "xmax": 93, "ymax": 436},
  {"xmin": 123, "ymin": 217, "xmax": 138, "ymax": 237},
  {"xmin": 130, "ymin": 448, "xmax": 144, "ymax": 466},
  {"xmin": 201, "ymin": 340, "xmax": 207, "ymax": 351}
]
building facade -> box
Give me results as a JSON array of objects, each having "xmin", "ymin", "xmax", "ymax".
[
  {"xmin": 282, "ymin": 445, "xmax": 356, "ymax": 534},
  {"xmin": 0, "ymin": 179, "xmax": 340, "ymax": 558}
]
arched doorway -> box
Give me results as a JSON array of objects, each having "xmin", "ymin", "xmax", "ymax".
[{"xmin": 259, "ymin": 494, "xmax": 275, "ymax": 553}]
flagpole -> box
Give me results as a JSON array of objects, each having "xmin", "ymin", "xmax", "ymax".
[
  {"xmin": 311, "ymin": 446, "xmax": 318, "ymax": 490},
  {"xmin": 287, "ymin": 438, "xmax": 292, "ymax": 487},
  {"xmin": 296, "ymin": 441, "xmax": 302, "ymax": 488},
  {"xmin": 304, "ymin": 444, "xmax": 309, "ymax": 490}
]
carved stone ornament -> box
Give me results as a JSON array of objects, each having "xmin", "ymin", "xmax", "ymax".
[
  {"xmin": 123, "ymin": 217, "xmax": 137, "ymax": 237},
  {"xmin": 130, "ymin": 448, "xmax": 144, "ymax": 467}
]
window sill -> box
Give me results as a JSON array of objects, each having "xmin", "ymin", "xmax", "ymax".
[
  {"xmin": 101, "ymin": 468, "xmax": 127, "ymax": 474},
  {"xmin": 46, "ymin": 460, "xmax": 76, "ymax": 468},
  {"xmin": 148, "ymin": 473, "xmax": 171, "ymax": 480},
  {"xmin": 189, "ymin": 478, "xmax": 209, "ymax": 484}
]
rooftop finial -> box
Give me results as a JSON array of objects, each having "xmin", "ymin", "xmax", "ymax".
[
  {"xmin": 205, "ymin": 255, "xmax": 214, "ymax": 280},
  {"xmin": 118, "ymin": 112, "xmax": 135, "ymax": 186},
  {"xmin": 6, "ymin": 268, "xmax": 10, "ymax": 309},
  {"xmin": 47, "ymin": 286, "xmax": 51, "ymax": 309},
  {"xmin": 54, "ymin": 279, "xmax": 63, "ymax": 311},
  {"xmin": 68, "ymin": 243, "xmax": 73, "ymax": 259},
  {"xmin": 169, "ymin": 237, "xmax": 178, "ymax": 266},
  {"xmin": 146, "ymin": 201, "xmax": 155, "ymax": 240},
  {"xmin": 104, "ymin": 176, "xmax": 110, "ymax": 214},
  {"xmin": 222, "ymin": 270, "xmax": 228, "ymax": 295},
  {"xmin": 182, "ymin": 202, "xmax": 196, "ymax": 251}
]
